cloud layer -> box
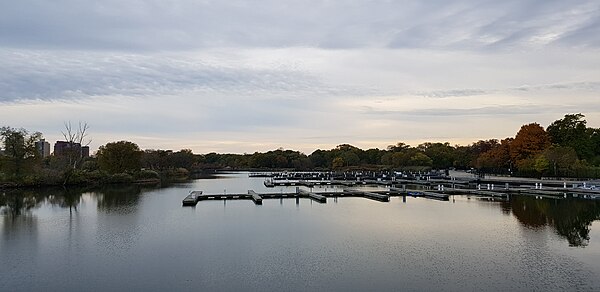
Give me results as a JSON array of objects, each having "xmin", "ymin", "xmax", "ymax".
[
  {"xmin": 1, "ymin": 1, "xmax": 599, "ymax": 153},
  {"xmin": 1, "ymin": 0, "xmax": 598, "ymax": 50}
]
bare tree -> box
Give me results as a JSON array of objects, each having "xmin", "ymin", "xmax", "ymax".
[
  {"xmin": 61, "ymin": 121, "xmax": 91, "ymax": 169},
  {"xmin": 59, "ymin": 121, "xmax": 91, "ymax": 185}
]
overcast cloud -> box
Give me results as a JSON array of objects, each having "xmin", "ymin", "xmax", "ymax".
[{"xmin": 1, "ymin": 0, "xmax": 599, "ymax": 153}]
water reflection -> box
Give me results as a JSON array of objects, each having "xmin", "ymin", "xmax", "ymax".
[
  {"xmin": 504, "ymin": 196, "xmax": 600, "ymax": 247},
  {"xmin": 47, "ymin": 187, "xmax": 83, "ymax": 213},
  {"xmin": 0, "ymin": 189, "xmax": 45, "ymax": 217},
  {"xmin": 2, "ymin": 183, "xmax": 600, "ymax": 249},
  {"xmin": 95, "ymin": 184, "xmax": 145, "ymax": 213},
  {"xmin": 0, "ymin": 183, "xmax": 160, "ymax": 216}
]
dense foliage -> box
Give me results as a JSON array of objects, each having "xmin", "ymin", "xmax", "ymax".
[{"xmin": 97, "ymin": 141, "xmax": 143, "ymax": 174}]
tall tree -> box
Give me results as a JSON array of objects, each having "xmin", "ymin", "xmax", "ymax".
[
  {"xmin": 543, "ymin": 146, "xmax": 578, "ymax": 176},
  {"xmin": 0, "ymin": 127, "xmax": 42, "ymax": 179},
  {"xmin": 510, "ymin": 123, "xmax": 551, "ymax": 168},
  {"xmin": 58, "ymin": 121, "xmax": 91, "ymax": 185},
  {"xmin": 96, "ymin": 141, "xmax": 142, "ymax": 174},
  {"xmin": 476, "ymin": 138, "xmax": 512, "ymax": 173},
  {"xmin": 418, "ymin": 142, "xmax": 455, "ymax": 169},
  {"xmin": 547, "ymin": 114, "xmax": 593, "ymax": 160},
  {"xmin": 61, "ymin": 121, "xmax": 91, "ymax": 169}
]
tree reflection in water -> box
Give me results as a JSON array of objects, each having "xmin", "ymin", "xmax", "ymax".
[
  {"xmin": 3, "ymin": 186, "xmax": 599, "ymax": 247},
  {"xmin": 505, "ymin": 196, "xmax": 600, "ymax": 247},
  {"xmin": 94, "ymin": 184, "xmax": 144, "ymax": 213},
  {"xmin": 0, "ymin": 183, "xmax": 159, "ymax": 217},
  {"xmin": 0, "ymin": 190, "xmax": 45, "ymax": 217},
  {"xmin": 47, "ymin": 187, "xmax": 83, "ymax": 214}
]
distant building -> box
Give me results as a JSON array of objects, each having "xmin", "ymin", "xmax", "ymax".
[
  {"xmin": 36, "ymin": 139, "xmax": 51, "ymax": 158},
  {"xmin": 82, "ymin": 146, "xmax": 90, "ymax": 158},
  {"xmin": 54, "ymin": 141, "xmax": 90, "ymax": 158}
]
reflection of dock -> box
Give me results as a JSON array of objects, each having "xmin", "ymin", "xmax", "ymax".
[{"xmin": 444, "ymin": 189, "xmax": 508, "ymax": 198}]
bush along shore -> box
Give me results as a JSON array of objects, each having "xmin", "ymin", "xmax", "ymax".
[{"xmin": 0, "ymin": 168, "xmax": 193, "ymax": 189}]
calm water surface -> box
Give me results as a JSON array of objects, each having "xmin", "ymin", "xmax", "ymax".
[{"xmin": 2, "ymin": 172, "xmax": 600, "ymax": 291}]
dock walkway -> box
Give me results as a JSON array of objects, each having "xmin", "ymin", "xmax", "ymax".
[
  {"xmin": 248, "ymin": 190, "xmax": 263, "ymax": 205},
  {"xmin": 182, "ymin": 191, "xmax": 202, "ymax": 206},
  {"xmin": 343, "ymin": 189, "xmax": 390, "ymax": 202},
  {"xmin": 297, "ymin": 188, "xmax": 327, "ymax": 203},
  {"xmin": 184, "ymin": 182, "xmax": 600, "ymax": 206}
]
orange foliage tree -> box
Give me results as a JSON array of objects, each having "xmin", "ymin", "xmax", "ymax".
[
  {"xmin": 476, "ymin": 138, "xmax": 513, "ymax": 172},
  {"xmin": 510, "ymin": 123, "xmax": 551, "ymax": 169}
]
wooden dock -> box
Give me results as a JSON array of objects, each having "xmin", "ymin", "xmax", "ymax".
[
  {"xmin": 265, "ymin": 179, "xmax": 366, "ymax": 188},
  {"xmin": 182, "ymin": 191, "xmax": 202, "ymax": 206},
  {"xmin": 297, "ymin": 188, "xmax": 327, "ymax": 203},
  {"xmin": 388, "ymin": 188, "xmax": 449, "ymax": 201},
  {"xmin": 183, "ymin": 183, "xmax": 600, "ymax": 206},
  {"xmin": 182, "ymin": 188, "xmax": 395, "ymax": 206},
  {"xmin": 248, "ymin": 190, "xmax": 263, "ymax": 205},
  {"xmin": 420, "ymin": 191, "xmax": 449, "ymax": 200},
  {"xmin": 343, "ymin": 189, "xmax": 390, "ymax": 202}
]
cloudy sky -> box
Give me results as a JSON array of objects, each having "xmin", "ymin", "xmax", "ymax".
[{"xmin": 1, "ymin": 0, "xmax": 599, "ymax": 154}]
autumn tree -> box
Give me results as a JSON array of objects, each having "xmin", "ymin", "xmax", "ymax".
[
  {"xmin": 510, "ymin": 123, "xmax": 551, "ymax": 169},
  {"xmin": 464, "ymin": 139, "xmax": 500, "ymax": 168},
  {"xmin": 476, "ymin": 138, "xmax": 512, "ymax": 173}
]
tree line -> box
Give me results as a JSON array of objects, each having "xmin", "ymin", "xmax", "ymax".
[
  {"xmin": 195, "ymin": 114, "xmax": 600, "ymax": 178},
  {"xmin": 2, "ymin": 114, "xmax": 600, "ymax": 187}
]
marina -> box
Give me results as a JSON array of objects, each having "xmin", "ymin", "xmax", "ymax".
[{"xmin": 185, "ymin": 172, "xmax": 600, "ymax": 206}]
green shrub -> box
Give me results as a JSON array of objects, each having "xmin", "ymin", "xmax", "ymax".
[
  {"xmin": 108, "ymin": 173, "xmax": 133, "ymax": 184},
  {"xmin": 134, "ymin": 169, "xmax": 160, "ymax": 180}
]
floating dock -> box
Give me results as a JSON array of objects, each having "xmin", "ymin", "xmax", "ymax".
[
  {"xmin": 182, "ymin": 191, "xmax": 202, "ymax": 206},
  {"xmin": 182, "ymin": 188, "xmax": 394, "ymax": 206},
  {"xmin": 264, "ymin": 179, "xmax": 364, "ymax": 188},
  {"xmin": 183, "ymin": 182, "xmax": 600, "ymax": 206},
  {"xmin": 297, "ymin": 188, "xmax": 327, "ymax": 203},
  {"xmin": 248, "ymin": 190, "xmax": 263, "ymax": 205},
  {"xmin": 388, "ymin": 187, "xmax": 449, "ymax": 200},
  {"xmin": 343, "ymin": 189, "xmax": 390, "ymax": 202},
  {"xmin": 420, "ymin": 191, "xmax": 449, "ymax": 200}
]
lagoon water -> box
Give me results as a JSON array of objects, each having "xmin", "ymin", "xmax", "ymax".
[{"xmin": 2, "ymin": 172, "xmax": 600, "ymax": 291}]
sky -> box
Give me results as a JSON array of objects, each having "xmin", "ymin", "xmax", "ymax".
[{"xmin": 1, "ymin": 0, "xmax": 599, "ymax": 154}]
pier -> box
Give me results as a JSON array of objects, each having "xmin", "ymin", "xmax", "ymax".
[
  {"xmin": 297, "ymin": 188, "xmax": 327, "ymax": 203},
  {"xmin": 248, "ymin": 190, "xmax": 263, "ymax": 205},
  {"xmin": 185, "ymin": 174, "xmax": 600, "ymax": 206},
  {"xmin": 182, "ymin": 188, "xmax": 395, "ymax": 206},
  {"xmin": 343, "ymin": 189, "xmax": 390, "ymax": 202},
  {"xmin": 182, "ymin": 191, "xmax": 202, "ymax": 206},
  {"xmin": 420, "ymin": 191, "xmax": 449, "ymax": 200}
]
